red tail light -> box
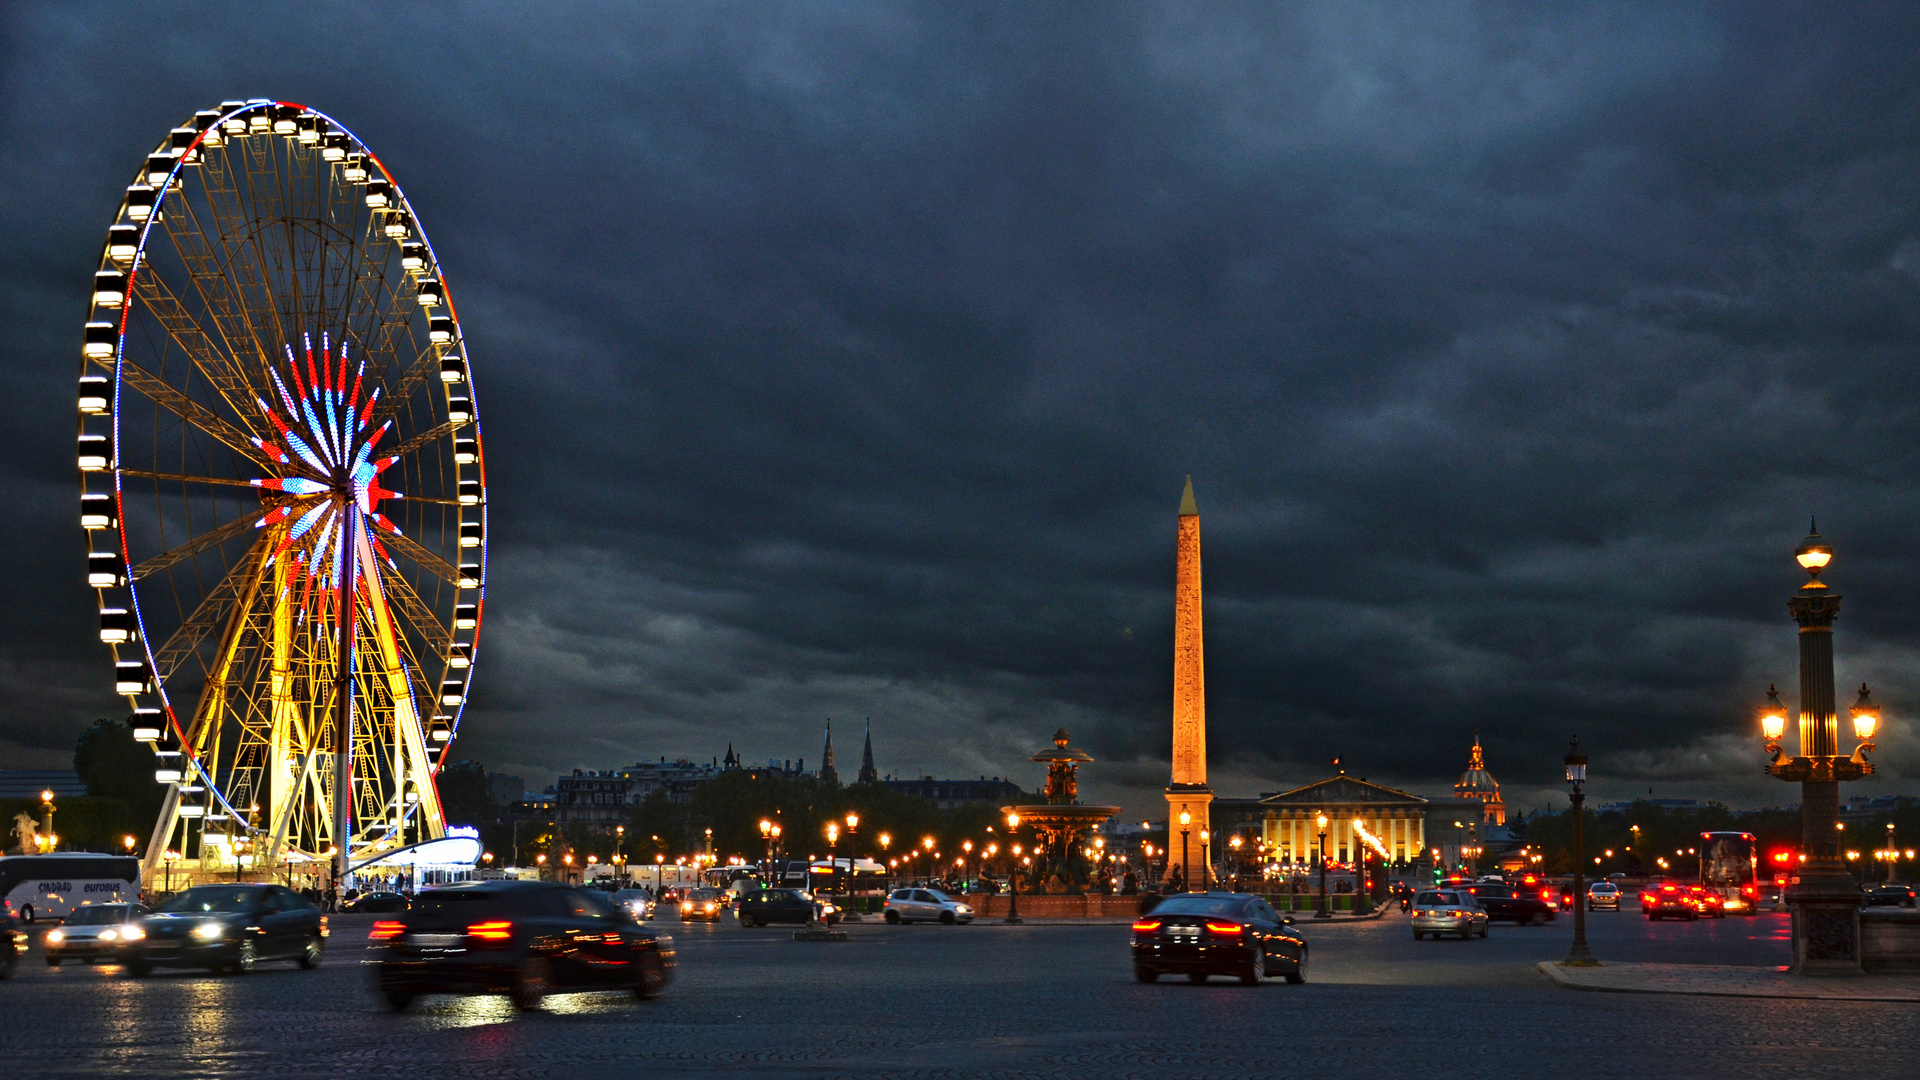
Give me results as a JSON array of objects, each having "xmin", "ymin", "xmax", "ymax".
[
  {"xmin": 369, "ymin": 921, "xmax": 405, "ymax": 941},
  {"xmin": 1204, "ymin": 921, "xmax": 1244, "ymax": 936},
  {"xmin": 467, "ymin": 920, "xmax": 513, "ymax": 941},
  {"xmin": 1132, "ymin": 919, "xmax": 1162, "ymax": 933}
]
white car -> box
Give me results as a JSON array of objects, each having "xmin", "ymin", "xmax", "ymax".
[
  {"xmin": 610, "ymin": 888, "xmax": 653, "ymax": 920},
  {"xmin": 883, "ymin": 888, "xmax": 974, "ymax": 925}
]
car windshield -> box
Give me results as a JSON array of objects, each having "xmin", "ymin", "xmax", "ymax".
[
  {"xmin": 1151, "ymin": 897, "xmax": 1247, "ymax": 917},
  {"xmin": 688, "ymin": 889, "xmax": 719, "ymax": 901},
  {"xmin": 159, "ymin": 887, "xmax": 259, "ymax": 914},
  {"xmin": 1475, "ymin": 886, "xmax": 1514, "ymax": 898},
  {"xmin": 1417, "ymin": 892, "xmax": 1461, "ymax": 905},
  {"xmin": 66, "ymin": 905, "xmax": 130, "ymax": 925},
  {"xmin": 923, "ymin": 890, "xmax": 952, "ymax": 903},
  {"xmin": 412, "ymin": 890, "xmax": 519, "ymax": 917}
]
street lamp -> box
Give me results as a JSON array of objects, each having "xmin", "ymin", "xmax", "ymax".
[
  {"xmin": 1229, "ymin": 835, "xmax": 1243, "ymax": 889},
  {"xmin": 1178, "ymin": 810, "xmax": 1192, "ymax": 893},
  {"xmin": 1563, "ymin": 736, "xmax": 1596, "ymax": 966},
  {"xmin": 826, "ymin": 822, "xmax": 840, "ymax": 903},
  {"xmin": 1004, "ymin": 812, "xmax": 1023, "ymax": 924},
  {"xmin": 1315, "ymin": 813, "xmax": 1330, "ymax": 919},
  {"xmin": 878, "ymin": 832, "xmax": 892, "ymax": 893},
  {"xmin": 1761, "ymin": 526, "xmax": 1881, "ymax": 974}
]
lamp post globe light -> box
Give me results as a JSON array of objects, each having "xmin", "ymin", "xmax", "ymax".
[
  {"xmin": 1199, "ymin": 829, "xmax": 1210, "ymax": 892},
  {"xmin": 1315, "ymin": 813, "xmax": 1331, "ymax": 919},
  {"xmin": 1762, "ymin": 526, "xmax": 1880, "ymax": 974},
  {"xmin": 1562, "ymin": 737, "xmax": 1597, "ymax": 966}
]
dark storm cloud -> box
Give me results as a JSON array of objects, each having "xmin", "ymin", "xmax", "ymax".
[{"xmin": 5, "ymin": 2, "xmax": 1920, "ymax": 814}]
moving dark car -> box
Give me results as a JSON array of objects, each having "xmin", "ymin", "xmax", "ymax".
[
  {"xmin": 128, "ymin": 884, "xmax": 327, "ymax": 975},
  {"xmin": 1131, "ymin": 893, "xmax": 1307, "ymax": 986},
  {"xmin": 1641, "ymin": 882, "xmax": 1698, "ymax": 921},
  {"xmin": 46, "ymin": 902, "xmax": 150, "ymax": 964},
  {"xmin": 371, "ymin": 880, "xmax": 673, "ymax": 1011},
  {"xmin": 1865, "ymin": 885, "xmax": 1917, "ymax": 908},
  {"xmin": 678, "ymin": 888, "xmax": 724, "ymax": 922},
  {"xmin": 344, "ymin": 891, "xmax": 411, "ymax": 913},
  {"xmin": 0, "ymin": 910, "xmax": 25, "ymax": 979},
  {"xmin": 736, "ymin": 888, "xmax": 838, "ymax": 927},
  {"xmin": 1465, "ymin": 884, "xmax": 1556, "ymax": 924}
]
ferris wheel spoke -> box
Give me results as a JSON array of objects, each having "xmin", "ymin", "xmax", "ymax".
[
  {"xmin": 384, "ymin": 419, "xmax": 462, "ymax": 463},
  {"xmin": 374, "ymin": 567, "xmax": 453, "ymax": 657},
  {"xmin": 132, "ymin": 507, "xmax": 285, "ymax": 581},
  {"xmin": 150, "ymin": 537, "xmax": 269, "ymax": 684},
  {"xmin": 378, "ymin": 530, "xmax": 463, "ymax": 586},
  {"xmin": 129, "ymin": 249, "xmax": 273, "ymax": 430},
  {"xmin": 117, "ymin": 360, "xmax": 275, "ymax": 472},
  {"xmin": 118, "ymin": 468, "xmax": 261, "ymax": 491}
]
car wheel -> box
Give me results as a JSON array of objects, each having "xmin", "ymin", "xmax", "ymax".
[
  {"xmin": 20, "ymin": 906, "xmax": 32, "ymax": 925},
  {"xmin": 1411, "ymin": 931, "xmax": 1423, "ymax": 940},
  {"xmin": 511, "ymin": 954, "xmax": 550, "ymax": 1012},
  {"xmin": 884, "ymin": 910, "xmax": 900, "ymax": 925},
  {"xmin": 1134, "ymin": 965, "xmax": 1159, "ymax": 983},
  {"xmin": 46, "ymin": 956, "xmax": 61, "ymax": 967},
  {"xmin": 1187, "ymin": 972, "xmax": 1208, "ymax": 984},
  {"xmin": 231, "ymin": 939, "xmax": 257, "ymax": 975},
  {"xmin": 0, "ymin": 953, "xmax": 13, "ymax": 981},
  {"xmin": 1530, "ymin": 912, "xmax": 1549, "ymax": 926},
  {"xmin": 940, "ymin": 911, "xmax": 956, "ymax": 925},
  {"xmin": 298, "ymin": 937, "xmax": 323, "ymax": 970},
  {"xmin": 384, "ymin": 990, "xmax": 414, "ymax": 1012},
  {"xmin": 1478, "ymin": 926, "xmax": 1489, "ymax": 939},
  {"xmin": 633, "ymin": 951, "xmax": 668, "ymax": 999},
  {"xmin": 1285, "ymin": 949, "xmax": 1308, "ymax": 985},
  {"xmin": 1239, "ymin": 948, "xmax": 1265, "ymax": 986},
  {"xmin": 126, "ymin": 959, "xmax": 150, "ymax": 978}
]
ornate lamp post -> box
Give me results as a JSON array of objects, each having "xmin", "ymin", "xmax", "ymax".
[
  {"xmin": 1761, "ymin": 527, "xmax": 1879, "ymax": 975},
  {"xmin": 1229, "ymin": 835, "xmax": 1243, "ymax": 890},
  {"xmin": 1315, "ymin": 813, "xmax": 1331, "ymax": 918},
  {"xmin": 39, "ymin": 789, "xmax": 56, "ymax": 853},
  {"xmin": 878, "ymin": 832, "xmax": 892, "ymax": 893},
  {"xmin": 844, "ymin": 812, "xmax": 861, "ymax": 918},
  {"xmin": 1004, "ymin": 813, "xmax": 1023, "ymax": 923},
  {"xmin": 1199, "ymin": 829, "xmax": 1210, "ymax": 892},
  {"xmin": 826, "ymin": 822, "xmax": 840, "ymax": 901},
  {"xmin": 1563, "ymin": 737, "xmax": 1596, "ymax": 966},
  {"xmin": 1178, "ymin": 811, "xmax": 1192, "ymax": 893}
]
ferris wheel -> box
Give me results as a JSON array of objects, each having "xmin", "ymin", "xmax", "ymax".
[{"xmin": 78, "ymin": 100, "xmax": 485, "ymax": 886}]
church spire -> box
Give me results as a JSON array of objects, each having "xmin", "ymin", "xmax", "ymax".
[
  {"xmin": 819, "ymin": 723, "xmax": 839, "ymax": 786},
  {"xmin": 857, "ymin": 720, "xmax": 878, "ymax": 785}
]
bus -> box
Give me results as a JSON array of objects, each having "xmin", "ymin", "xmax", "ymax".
[
  {"xmin": 1698, "ymin": 832, "xmax": 1760, "ymax": 914},
  {"xmin": 0, "ymin": 853, "xmax": 142, "ymax": 923}
]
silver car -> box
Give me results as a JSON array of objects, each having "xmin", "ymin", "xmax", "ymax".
[
  {"xmin": 882, "ymin": 888, "xmax": 974, "ymax": 925},
  {"xmin": 45, "ymin": 902, "xmax": 150, "ymax": 965},
  {"xmin": 610, "ymin": 888, "xmax": 653, "ymax": 921},
  {"xmin": 1410, "ymin": 889, "xmax": 1488, "ymax": 940}
]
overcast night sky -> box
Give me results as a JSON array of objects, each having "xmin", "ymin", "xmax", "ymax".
[{"xmin": 4, "ymin": 3, "xmax": 1920, "ymax": 818}]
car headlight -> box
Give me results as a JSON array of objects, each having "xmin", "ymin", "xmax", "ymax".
[
  {"xmin": 121, "ymin": 926, "xmax": 145, "ymax": 941},
  {"xmin": 99, "ymin": 930, "xmax": 117, "ymax": 942},
  {"xmin": 956, "ymin": 905, "xmax": 972, "ymax": 914},
  {"xmin": 193, "ymin": 922, "xmax": 225, "ymax": 940},
  {"xmin": 46, "ymin": 930, "xmax": 64, "ymax": 944}
]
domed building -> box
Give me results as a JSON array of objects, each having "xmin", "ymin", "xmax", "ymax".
[{"xmin": 1454, "ymin": 732, "xmax": 1505, "ymax": 826}]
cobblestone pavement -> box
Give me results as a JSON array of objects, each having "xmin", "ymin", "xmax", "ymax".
[{"xmin": 1, "ymin": 908, "xmax": 1913, "ymax": 1079}]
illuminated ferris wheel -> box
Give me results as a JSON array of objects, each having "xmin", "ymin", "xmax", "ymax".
[{"xmin": 78, "ymin": 100, "xmax": 485, "ymax": 885}]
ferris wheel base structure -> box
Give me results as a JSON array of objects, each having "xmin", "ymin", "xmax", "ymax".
[{"xmin": 78, "ymin": 100, "xmax": 489, "ymax": 890}]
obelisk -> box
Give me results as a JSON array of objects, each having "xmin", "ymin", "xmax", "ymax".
[{"xmin": 1165, "ymin": 476, "xmax": 1213, "ymax": 892}]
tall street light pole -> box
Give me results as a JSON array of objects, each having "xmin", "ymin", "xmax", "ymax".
[
  {"xmin": 1199, "ymin": 829, "xmax": 1210, "ymax": 891},
  {"xmin": 1563, "ymin": 737, "xmax": 1596, "ymax": 966},
  {"xmin": 1003, "ymin": 812, "xmax": 1023, "ymax": 924},
  {"xmin": 1178, "ymin": 811, "xmax": 1192, "ymax": 893},
  {"xmin": 1761, "ymin": 526, "xmax": 1878, "ymax": 974},
  {"xmin": 1315, "ymin": 813, "xmax": 1331, "ymax": 918}
]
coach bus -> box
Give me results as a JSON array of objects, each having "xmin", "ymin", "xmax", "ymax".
[
  {"xmin": 1698, "ymin": 831, "xmax": 1760, "ymax": 914},
  {"xmin": 0, "ymin": 853, "xmax": 142, "ymax": 923}
]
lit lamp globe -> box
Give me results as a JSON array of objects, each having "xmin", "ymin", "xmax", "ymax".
[
  {"xmin": 1760, "ymin": 685, "xmax": 1788, "ymax": 743},
  {"xmin": 1795, "ymin": 530, "xmax": 1833, "ymax": 586},
  {"xmin": 1850, "ymin": 684, "xmax": 1879, "ymax": 742}
]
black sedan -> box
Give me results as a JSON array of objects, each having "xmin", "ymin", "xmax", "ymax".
[
  {"xmin": 1865, "ymin": 885, "xmax": 1917, "ymax": 908},
  {"xmin": 1464, "ymin": 884, "xmax": 1557, "ymax": 924},
  {"xmin": 1131, "ymin": 892, "xmax": 1307, "ymax": 985},
  {"xmin": 370, "ymin": 880, "xmax": 673, "ymax": 1011},
  {"xmin": 736, "ymin": 888, "xmax": 839, "ymax": 927},
  {"xmin": 344, "ymin": 891, "xmax": 411, "ymax": 914},
  {"xmin": 128, "ymin": 884, "xmax": 327, "ymax": 975}
]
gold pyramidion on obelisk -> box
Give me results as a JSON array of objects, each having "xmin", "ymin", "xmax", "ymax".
[{"xmin": 1165, "ymin": 476, "xmax": 1213, "ymax": 892}]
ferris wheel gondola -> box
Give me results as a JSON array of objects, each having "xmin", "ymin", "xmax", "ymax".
[{"xmin": 77, "ymin": 99, "xmax": 486, "ymax": 887}]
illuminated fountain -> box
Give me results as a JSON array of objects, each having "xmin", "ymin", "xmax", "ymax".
[{"xmin": 1004, "ymin": 729, "xmax": 1120, "ymax": 894}]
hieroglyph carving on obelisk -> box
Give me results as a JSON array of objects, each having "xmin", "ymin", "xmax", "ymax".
[{"xmin": 1165, "ymin": 476, "xmax": 1214, "ymax": 892}]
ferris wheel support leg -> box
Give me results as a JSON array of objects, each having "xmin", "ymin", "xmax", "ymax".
[
  {"xmin": 357, "ymin": 528, "xmax": 446, "ymax": 841},
  {"xmin": 266, "ymin": 548, "xmax": 300, "ymax": 862},
  {"xmin": 330, "ymin": 512, "xmax": 361, "ymax": 889},
  {"xmin": 141, "ymin": 784, "xmax": 183, "ymax": 892},
  {"xmin": 261, "ymin": 748, "xmax": 317, "ymax": 870}
]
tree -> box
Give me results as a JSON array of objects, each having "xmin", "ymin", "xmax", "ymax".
[{"xmin": 437, "ymin": 759, "xmax": 500, "ymax": 830}]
